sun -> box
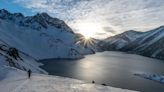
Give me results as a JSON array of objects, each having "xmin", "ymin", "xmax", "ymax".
[
  {"xmin": 74, "ymin": 22, "xmax": 103, "ymax": 47},
  {"xmin": 78, "ymin": 35, "xmax": 96, "ymax": 47},
  {"xmin": 76, "ymin": 22, "xmax": 102, "ymax": 39}
]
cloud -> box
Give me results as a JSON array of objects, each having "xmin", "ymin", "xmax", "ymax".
[
  {"xmin": 95, "ymin": 32, "xmax": 107, "ymax": 35},
  {"xmin": 14, "ymin": 0, "xmax": 164, "ymax": 38},
  {"xmin": 103, "ymin": 27, "xmax": 116, "ymax": 34}
]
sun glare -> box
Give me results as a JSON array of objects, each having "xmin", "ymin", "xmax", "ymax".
[{"xmin": 77, "ymin": 22, "xmax": 102, "ymax": 39}]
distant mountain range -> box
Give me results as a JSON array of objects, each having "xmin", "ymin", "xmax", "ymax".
[
  {"xmin": 99, "ymin": 26, "xmax": 164, "ymax": 60},
  {"xmin": 0, "ymin": 9, "xmax": 95, "ymax": 60},
  {"xmin": 0, "ymin": 9, "xmax": 163, "ymax": 61}
]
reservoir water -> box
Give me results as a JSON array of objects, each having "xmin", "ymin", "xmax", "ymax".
[{"xmin": 40, "ymin": 51, "xmax": 164, "ymax": 92}]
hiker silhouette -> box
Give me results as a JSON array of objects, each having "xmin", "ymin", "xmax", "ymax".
[{"xmin": 28, "ymin": 69, "xmax": 32, "ymax": 79}]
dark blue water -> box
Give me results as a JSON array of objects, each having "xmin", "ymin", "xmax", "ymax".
[{"xmin": 40, "ymin": 51, "xmax": 164, "ymax": 92}]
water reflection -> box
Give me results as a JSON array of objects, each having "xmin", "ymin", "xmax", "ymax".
[{"xmin": 40, "ymin": 51, "xmax": 164, "ymax": 92}]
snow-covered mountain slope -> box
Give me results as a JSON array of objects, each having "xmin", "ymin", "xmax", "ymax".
[
  {"xmin": 0, "ymin": 66, "xmax": 139, "ymax": 92},
  {"xmin": 0, "ymin": 40, "xmax": 47, "ymax": 74},
  {"xmin": 0, "ymin": 9, "xmax": 94, "ymax": 60},
  {"xmin": 99, "ymin": 26, "xmax": 164, "ymax": 60},
  {"xmin": 121, "ymin": 26, "xmax": 164, "ymax": 60},
  {"xmin": 98, "ymin": 30, "xmax": 143, "ymax": 50}
]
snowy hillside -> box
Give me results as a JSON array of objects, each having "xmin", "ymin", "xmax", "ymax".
[
  {"xmin": 0, "ymin": 9, "xmax": 94, "ymax": 60},
  {"xmin": 0, "ymin": 66, "xmax": 139, "ymax": 92},
  {"xmin": 121, "ymin": 26, "xmax": 164, "ymax": 60},
  {"xmin": 98, "ymin": 30, "xmax": 143, "ymax": 50},
  {"xmin": 100, "ymin": 26, "xmax": 164, "ymax": 60},
  {"xmin": 0, "ymin": 40, "xmax": 47, "ymax": 74}
]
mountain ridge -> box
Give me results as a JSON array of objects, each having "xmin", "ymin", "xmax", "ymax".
[{"xmin": 100, "ymin": 26, "xmax": 164, "ymax": 60}]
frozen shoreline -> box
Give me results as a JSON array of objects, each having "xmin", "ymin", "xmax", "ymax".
[{"xmin": 134, "ymin": 73, "xmax": 164, "ymax": 84}]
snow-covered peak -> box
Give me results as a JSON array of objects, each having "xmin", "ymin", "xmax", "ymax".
[
  {"xmin": 0, "ymin": 9, "xmax": 73, "ymax": 33},
  {"xmin": 122, "ymin": 30, "xmax": 142, "ymax": 37},
  {"xmin": 0, "ymin": 9, "xmax": 24, "ymax": 20},
  {"xmin": 33, "ymin": 12, "xmax": 64, "ymax": 25},
  {"xmin": 34, "ymin": 12, "xmax": 62, "ymax": 23},
  {"xmin": 0, "ymin": 9, "xmax": 9, "ymax": 15},
  {"xmin": 105, "ymin": 30, "xmax": 143, "ymax": 42},
  {"xmin": 0, "ymin": 9, "xmax": 11, "ymax": 19},
  {"xmin": 35, "ymin": 12, "xmax": 50, "ymax": 19}
]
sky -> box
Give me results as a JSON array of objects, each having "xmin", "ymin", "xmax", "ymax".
[{"xmin": 0, "ymin": 0, "xmax": 164, "ymax": 39}]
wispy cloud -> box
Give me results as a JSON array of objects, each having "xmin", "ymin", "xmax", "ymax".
[{"xmin": 14, "ymin": 0, "xmax": 164, "ymax": 38}]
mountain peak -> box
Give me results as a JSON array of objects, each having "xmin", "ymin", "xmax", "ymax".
[
  {"xmin": 33, "ymin": 12, "xmax": 64, "ymax": 25},
  {"xmin": 126, "ymin": 30, "xmax": 136, "ymax": 32},
  {"xmin": 40, "ymin": 12, "xmax": 50, "ymax": 18},
  {"xmin": 13, "ymin": 13, "xmax": 24, "ymax": 18},
  {"xmin": 34, "ymin": 12, "xmax": 61, "ymax": 21},
  {"xmin": 34, "ymin": 13, "xmax": 49, "ymax": 18},
  {"xmin": 0, "ymin": 9, "xmax": 9, "ymax": 13},
  {"xmin": 0, "ymin": 9, "xmax": 25, "ymax": 20},
  {"xmin": 0, "ymin": 9, "xmax": 71, "ymax": 31},
  {"xmin": 158, "ymin": 25, "xmax": 164, "ymax": 30},
  {"xmin": 0, "ymin": 9, "xmax": 10, "ymax": 18},
  {"xmin": 123, "ymin": 30, "xmax": 142, "ymax": 34}
]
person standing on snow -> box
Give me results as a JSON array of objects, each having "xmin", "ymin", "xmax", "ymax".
[{"xmin": 27, "ymin": 69, "xmax": 32, "ymax": 79}]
